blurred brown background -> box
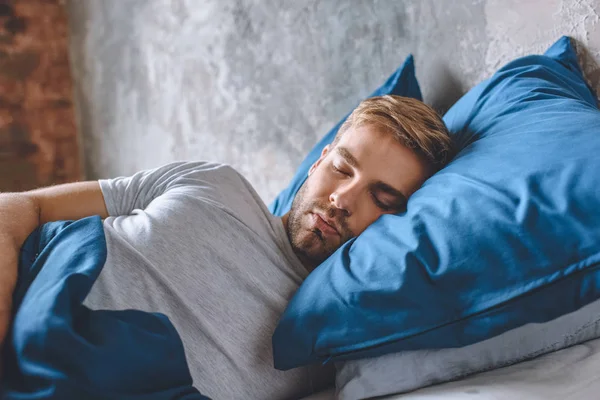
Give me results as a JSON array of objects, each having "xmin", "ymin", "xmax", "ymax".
[{"xmin": 0, "ymin": 0, "xmax": 80, "ymax": 192}]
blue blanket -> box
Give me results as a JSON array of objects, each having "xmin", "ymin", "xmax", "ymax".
[{"xmin": 2, "ymin": 217, "xmax": 210, "ymax": 400}]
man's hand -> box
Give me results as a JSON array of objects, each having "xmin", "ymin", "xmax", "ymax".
[
  {"xmin": 0, "ymin": 182, "xmax": 108, "ymax": 356},
  {"xmin": 0, "ymin": 238, "xmax": 20, "ymax": 367},
  {"xmin": 0, "ymin": 193, "xmax": 40, "ymax": 357}
]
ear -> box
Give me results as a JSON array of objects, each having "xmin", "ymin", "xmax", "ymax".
[{"xmin": 308, "ymin": 145, "xmax": 331, "ymax": 176}]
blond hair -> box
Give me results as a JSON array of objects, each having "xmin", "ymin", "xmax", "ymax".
[{"xmin": 333, "ymin": 95, "xmax": 452, "ymax": 169}]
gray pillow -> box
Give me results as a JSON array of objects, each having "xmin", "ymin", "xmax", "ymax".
[{"xmin": 335, "ymin": 298, "xmax": 600, "ymax": 400}]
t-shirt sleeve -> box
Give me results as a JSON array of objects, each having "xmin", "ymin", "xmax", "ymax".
[{"xmin": 98, "ymin": 161, "xmax": 224, "ymax": 216}]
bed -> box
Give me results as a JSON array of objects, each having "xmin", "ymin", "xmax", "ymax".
[{"xmin": 303, "ymin": 336, "xmax": 600, "ymax": 399}]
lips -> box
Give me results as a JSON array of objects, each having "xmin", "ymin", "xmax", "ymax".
[{"xmin": 312, "ymin": 213, "xmax": 339, "ymax": 237}]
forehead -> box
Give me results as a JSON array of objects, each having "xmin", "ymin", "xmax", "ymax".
[{"xmin": 333, "ymin": 124, "xmax": 432, "ymax": 197}]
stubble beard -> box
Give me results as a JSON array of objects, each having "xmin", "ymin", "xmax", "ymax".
[{"xmin": 285, "ymin": 183, "xmax": 349, "ymax": 270}]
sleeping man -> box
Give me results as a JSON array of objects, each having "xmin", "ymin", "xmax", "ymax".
[{"xmin": 0, "ymin": 95, "xmax": 451, "ymax": 399}]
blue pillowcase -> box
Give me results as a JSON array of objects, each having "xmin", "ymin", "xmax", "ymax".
[
  {"xmin": 272, "ymin": 36, "xmax": 600, "ymax": 370},
  {"xmin": 269, "ymin": 55, "xmax": 422, "ymax": 216}
]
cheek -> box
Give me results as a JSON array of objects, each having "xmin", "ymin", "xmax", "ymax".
[
  {"xmin": 350, "ymin": 202, "xmax": 384, "ymax": 235},
  {"xmin": 310, "ymin": 168, "xmax": 337, "ymax": 197}
]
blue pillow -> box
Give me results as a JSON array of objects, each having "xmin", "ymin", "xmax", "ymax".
[
  {"xmin": 269, "ymin": 55, "xmax": 422, "ymax": 216},
  {"xmin": 272, "ymin": 36, "xmax": 600, "ymax": 370}
]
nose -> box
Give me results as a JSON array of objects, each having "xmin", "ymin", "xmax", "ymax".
[{"xmin": 329, "ymin": 183, "xmax": 358, "ymax": 216}]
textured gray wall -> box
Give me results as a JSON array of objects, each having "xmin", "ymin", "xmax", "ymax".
[{"xmin": 67, "ymin": 0, "xmax": 600, "ymax": 203}]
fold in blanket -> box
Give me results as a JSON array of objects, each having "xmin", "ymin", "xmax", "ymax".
[{"xmin": 2, "ymin": 216, "xmax": 209, "ymax": 400}]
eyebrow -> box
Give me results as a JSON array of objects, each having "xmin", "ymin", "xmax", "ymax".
[
  {"xmin": 336, "ymin": 146, "xmax": 409, "ymax": 206},
  {"xmin": 336, "ymin": 147, "xmax": 360, "ymax": 168}
]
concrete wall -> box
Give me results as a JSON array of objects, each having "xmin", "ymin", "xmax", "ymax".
[{"xmin": 67, "ymin": 0, "xmax": 600, "ymax": 203}]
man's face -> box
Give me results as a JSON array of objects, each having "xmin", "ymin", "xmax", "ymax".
[{"xmin": 283, "ymin": 124, "xmax": 433, "ymax": 271}]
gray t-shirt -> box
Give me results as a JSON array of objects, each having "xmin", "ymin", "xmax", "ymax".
[{"xmin": 83, "ymin": 161, "xmax": 332, "ymax": 399}]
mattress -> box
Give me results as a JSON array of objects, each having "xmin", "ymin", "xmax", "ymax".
[{"xmin": 302, "ymin": 336, "xmax": 600, "ymax": 399}]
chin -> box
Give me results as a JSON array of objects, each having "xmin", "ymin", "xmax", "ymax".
[{"xmin": 296, "ymin": 234, "xmax": 324, "ymax": 256}]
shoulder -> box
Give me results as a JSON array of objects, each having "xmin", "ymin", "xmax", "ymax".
[
  {"xmin": 163, "ymin": 161, "xmax": 259, "ymax": 201},
  {"xmin": 169, "ymin": 161, "xmax": 245, "ymax": 186}
]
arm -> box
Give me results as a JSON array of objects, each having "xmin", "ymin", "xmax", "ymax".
[
  {"xmin": 0, "ymin": 181, "xmax": 108, "ymax": 349},
  {"xmin": 0, "ymin": 161, "xmax": 217, "ymax": 349}
]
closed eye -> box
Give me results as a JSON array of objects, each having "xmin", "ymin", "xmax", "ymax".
[
  {"xmin": 371, "ymin": 183, "xmax": 408, "ymax": 213},
  {"xmin": 371, "ymin": 193, "xmax": 394, "ymax": 211},
  {"xmin": 332, "ymin": 165, "xmax": 351, "ymax": 176},
  {"xmin": 371, "ymin": 191, "xmax": 406, "ymax": 212}
]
